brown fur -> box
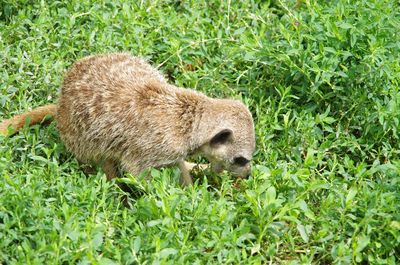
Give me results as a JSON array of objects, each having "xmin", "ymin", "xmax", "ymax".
[
  {"xmin": 0, "ymin": 104, "xmax": 57, "ymax": 136},
  {"xmin": 0, "ymin": 53, "xmax": 256, "ymax": 185}
]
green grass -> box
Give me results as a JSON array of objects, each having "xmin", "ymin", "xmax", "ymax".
[{"xmin": 1, "ymin": 0, "xmax": 399, "ymax": 264}]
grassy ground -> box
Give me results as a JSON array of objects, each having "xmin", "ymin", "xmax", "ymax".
[{"xmin": 0, "ymin": 0, "xmax": 399, "ymax": 264}]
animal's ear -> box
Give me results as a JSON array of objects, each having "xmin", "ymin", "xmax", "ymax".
[{"xmin": 210, "ymin": 129, "xmax": 233, "ymax": 146}]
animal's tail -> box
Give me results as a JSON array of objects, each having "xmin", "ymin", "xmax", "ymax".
[{"xmin": 0, "ymin": 104, "xmax": 57, "ymax": 136}]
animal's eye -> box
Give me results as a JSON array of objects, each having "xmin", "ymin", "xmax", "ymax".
[{"xmin": 233, "ymin": 156, "xmax": 249, "ymax": 166}]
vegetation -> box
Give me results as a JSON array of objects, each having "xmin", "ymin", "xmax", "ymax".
[{"xmin": 0, "ymin": 0, "xmax": 399, "ymax": 264}]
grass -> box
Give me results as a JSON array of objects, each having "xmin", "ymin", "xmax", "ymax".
[{"xmin": 0, "ymin": 0, "xmax": 399, "ymax": 264}]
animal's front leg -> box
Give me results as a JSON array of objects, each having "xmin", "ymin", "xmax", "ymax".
[
  {"xmin": 178, "ymin": 161, "xmax": 193, "ymax": 186},
  {"xmin": 178, "ymin": 161, "xmax": 210, "ymax": 186},
  {"xmin": 184, "ymin": 161, "xmax": 209, "ymax": 172}
]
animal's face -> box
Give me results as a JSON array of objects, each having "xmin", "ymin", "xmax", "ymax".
[
  {"xmin": 197, "ymin": 98, "xmax": 256, "ymax": 178},
  {"xmin": 201, "ymin": 126, "xmax": 256, "ymax": 178}
]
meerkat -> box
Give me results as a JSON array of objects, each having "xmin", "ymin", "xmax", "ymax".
[{"xmin": 0, "ymin": 53, "xmax": 255, "ymax": 185}]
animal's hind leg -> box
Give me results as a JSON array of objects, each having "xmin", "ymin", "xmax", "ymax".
[
  {"xmin": 78, "ymin": 161, "xmax": 97, "ymax": 175},
  {"xmin": 103, "ymin": 159, "xmax": 136, "ymax": 198},
  {"xmin": 75, "ymin": 156, "xmax": 97, "ymax": 175},
  {"xmin": 102, "ymin": 159, "xmax": 119, "ymax": 180}
]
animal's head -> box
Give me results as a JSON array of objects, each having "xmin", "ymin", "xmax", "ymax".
[{"xmin": 200, "ymin": 99, "xmax": 256, "ymax": 178}]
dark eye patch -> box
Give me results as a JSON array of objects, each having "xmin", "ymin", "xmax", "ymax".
[{"xmin": 233, "ymin": 156, "xmax": 250, "ymax": 166}]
